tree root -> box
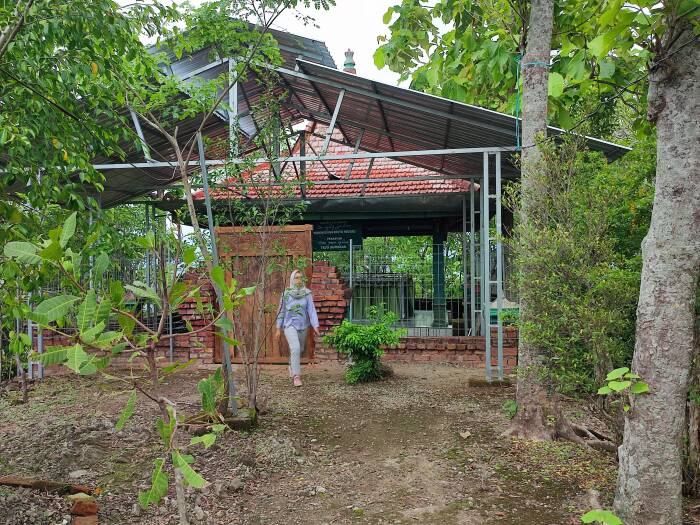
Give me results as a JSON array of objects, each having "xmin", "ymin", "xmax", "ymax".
[
  {"xmin": 0, "ymin": 475, "xmax": 92, "ymax": 495},
  {"xmin": 503, "ymin": 402, "xmax": 618, "ymax": 453}
]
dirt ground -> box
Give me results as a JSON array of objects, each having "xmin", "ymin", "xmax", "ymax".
[{"xmin": 0, "ymin": 363, "xmax": 632, "ymax": 524}]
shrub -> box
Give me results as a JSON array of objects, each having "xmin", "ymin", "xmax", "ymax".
[{"xmin": 324, "ymin": 307, "xmax": 405, "ymax": 384}]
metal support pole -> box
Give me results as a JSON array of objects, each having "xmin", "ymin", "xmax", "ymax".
[
  {"xmin": 495, "ymin": 152, "xmax": 504, "ymax": 380},
  {"xmin": 344, "ymin": 129, "xmax": 365, "ymax": 179},
  {"xmin": 482, "ymin": 152, "xmax": 492, "ymax": 381},
  {"xmin": 461, "ymin": 195, "xmax": 468, "ymax": 336},
  {"xmin": 37, "ymin": 296, "xmax": 44, "ymax": 378},
  {"xmin": 129, "ymin": 109, "xmax": 152, "ymax": 161},
  {"xmin": 197, "ymin": 132, "xmax": 237, "ymax": 416},
  {"xmin": 469, "ymin": 178, "xmax": 476, "ymax": 336},
  {"xmin": 321, "ymin": 88, "xmax": 346, "ymax": 155},
  {"xmin": 349, "ymin": 238, "xmax": 354, "ymax": 321},
  {"xmin": 432, "ymin": 225, "xmax": 447, "ymax": 328},
  {"xmin": 26, "ymin": 297, "xmax": 33, "ymax": 380},
  {"xmin": 272, "ymin": 114, "xmax": 281, "ymax": 179},
  {"xmin": 228, "ymin": 58, "xmax": 238, "ymax": 157}
]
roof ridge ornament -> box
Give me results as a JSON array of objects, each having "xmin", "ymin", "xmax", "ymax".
[{"xmin": 343, "ymin": 49, "xmax": 356, "ymax": 74}]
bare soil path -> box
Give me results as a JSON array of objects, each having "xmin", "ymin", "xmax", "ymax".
[{"xmin": 1, "ymin": 363, "xmax": 620, "ymax": 525}]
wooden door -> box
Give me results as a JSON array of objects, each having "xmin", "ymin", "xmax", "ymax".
[{"xmin": 215, "ymin": 225, "xmax": 313, "ymax": 364}]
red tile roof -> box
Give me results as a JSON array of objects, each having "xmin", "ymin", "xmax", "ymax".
[{"xmin": 194, "ymin": 123, "xmax": 472, "ymax": 201}]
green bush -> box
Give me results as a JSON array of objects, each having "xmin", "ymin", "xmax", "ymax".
[{"xmin": 324, "ymin": 307, "xmax": 405, "ymax": 384}]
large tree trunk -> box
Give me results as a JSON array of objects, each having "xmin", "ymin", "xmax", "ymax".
[
  {"xmin": 508, "ymin": 0, "xmax": 555, "ymax": 439},
  {"xmin": 685, "ymin": 332, "xmax": 700, "ymax": 497},
  {"xmin": 614, "ymin": 27, "xmax": 700, "ymax": 525}
]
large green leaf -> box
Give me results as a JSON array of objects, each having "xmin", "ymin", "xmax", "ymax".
[
  {"xmin": 30, "ymin": 295, "xmax": 80, "ymax": 325},
  {"xmin": 115, "ymin": 390, "xmax": 137, "ymax": 430},
  {"xmin": 66, "ymin": 344, "xmax": 89, "ymax": 373},
  {"xmin": 76, "ymin": 290, "xmax": 98, "ymax": 332},
  {"xmin": 31, "ymin": 346, "xmax": 69, "ymax": 366},
  {"xmin": 138, "ymin": 458, "xmax": 169, "ymax": 509},
  {"xmin": 59, "ymin": 212, "xmax": 77, "ymax": 248},
  {"xmin": 630, "ymin": 381, "xmax": 650, "ymax": 394},
  {"xmin": 606, "ymin": 367, "xmax": 630, "ymax": 381},
  {"xmin": 172, "ymin": 451, "xmax": 206, "ymax": 488},
  {"xmin": 81, "ymin": 321, "xmax": 105, "ymax": 344},
  {"xmin": 125, "ymin": 282, "xmax": 162, "ymax": 308},
  {"xmin": 190, "ymin": 433, "xmax": 217, "ymax": 449},
  {"xmin": 211, "ymin": 265, "xmax": 227, "ymax": 291},
  {"xmin": 93, "ymin": 253, "xmax": 109, "ymax": 282},
  {"xmin": 581, "ymin": 509, "xmax": 622, "ymax": 525},
  {"xmin": 548, "ymin": 72, "xmax": 565, "ymax": 98},
  {"xmin": 4, "ymin": 241, "xmax": 41, "ymax": 264}
]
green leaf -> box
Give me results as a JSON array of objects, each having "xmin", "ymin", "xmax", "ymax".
[
  {"xmin": 4, "ymin": 241, "xmax": 41, "ymax": 264},
  {"xmin": 125, "ymin": 283, "xmax": 162, "ymax": 308},
  {"xmin": 162, "ymin": 359, "xmax": 197, "ymax": 376},
  {"xmin": 190, "ymin": 433, "xmax": 216, "ymax": 449},
  {"xmin": 623, "ymin": 404, "xmax": 630, "ymax": 412},
  {"xmin": 156, "ymin": 410, "xmax": 176, "ymax": 447},
  {"xmin": 606, "ymin": 367, "xmax": 630, "ymax": 381},
  {"xmin": 215, "ymin": 316, "xmax": 235, "ymax": 332},
  {"xmin": 76, "ymin": 290, "xmax": 97, "ymax": 332},
  {"xmin": 138, "ymin": 458, "xmax": 169, "ymax": 509},
  {"xmin": 548, "ymin": 72, "xmax": 565, "ymax": 98},
  {"xmin": 597, "ymin": 385, "xmax": 612, "ymax": 395},
  {"xmin": 31, "ymin": 295, "xmax": 80, "ymax": 325},
  {"xmin": 184, "ymin": 246, "xmax": 196, "ymax": 265},
  {"xmin": 31, "ymin": 346, "xmax": 68, "ymax": 366},
  {"xmin": 116, "ymin": 390, "xmax": 137, "ymax": 430},
  {"xmin": 374, "ymin": 47, "xmax": 386, "ymax": 69},
  {"xmin": 608, "ymin": 380, "xmax": 632, "ymax": 392},
  {"xmin": 581, "ymin": 509, "xmax": 622, "ymax": 525},
  {"xmin": 600, "ymin": 0, "xmax": 623, "ymax": 26},
  {"xmin": 39, "ymin": 241, "xmax": 63, "ymax": 261},
  {"xmin": 382, "ymin": 7, "xmax": 393, "ymax": 24},
  {"xmin": 81, "ymin": 321, "xmax": 105, "ymax": 344},
  {"xmin": 172, "ymin": 451, "xmax": 206, "ymax": 488},
  {"xmin": 93, "ymin": 253, "xmax": 109, "ymax": 282},
  {"xmin": 630, "ymin": 381, "xmax": 649, "ymax": 394},
  {"xmin": 599, "ymin": 59, "xmax": 616, "ymax": 79},
  {"xmin": 110, "ymin": 281, "xmax": 125, "ymax": 305},
  {"xmin": 242, "ymin": 286, "xmax": 256, "ymax": 296},
  {"xmin": 65, "ymin": 344, "xmax": 89, "ymax": 373},
  {"xmin": 589, "ymin": 31, "xmax": 618, "ymax": 59},
  {"xmin": 60, "ymin": 212, "xmax": 77, "ymax": 248},
  {"xmin": 211, "ymin": 265, "xmax": 227, "ymax": 291}
]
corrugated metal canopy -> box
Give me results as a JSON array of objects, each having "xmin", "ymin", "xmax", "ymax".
[
  {"xmin": 277, "ymin": 59, "xmax": 629, "ymax": 179},
  {"xmin": 30, "ymin": 28, "xmax": 630, "ymax": 209}
]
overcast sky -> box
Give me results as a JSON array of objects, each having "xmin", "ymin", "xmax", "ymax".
[{"xmin": 272, "ymin": 0, "xmax": 402, "ymax": 85}]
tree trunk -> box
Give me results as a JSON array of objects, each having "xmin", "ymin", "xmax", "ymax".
[
  {"xmin": 508, "ymin": 0, "xmax": 555, "ymax": 439},
  {"xmin": 14, "ymin": 352, "xmax": 28, "ymax": 404},
  {"xmin": 614, "ymin": 27, "xmax": 700, "ymax": 525},
  {"xmin": 685, "ymin": 337, "xmax": 700, "ymax": 497}
]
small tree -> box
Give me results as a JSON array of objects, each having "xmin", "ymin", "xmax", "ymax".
[
  {"xmin": 3, "ymin": 210, "xmax": 253, "ymax": 523},
  {"xmin": 324, "ymin": 307, "xmax": 405, "ymax": 384}
]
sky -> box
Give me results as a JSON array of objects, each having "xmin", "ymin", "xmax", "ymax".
[{"xmin": 272, "ymin": 0, "xmax": 402, "ymax": 85}]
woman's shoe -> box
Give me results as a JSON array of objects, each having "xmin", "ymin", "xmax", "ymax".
[{"xmin": 293, "ymin": 375, "xmax": 302, "ymax": 387}]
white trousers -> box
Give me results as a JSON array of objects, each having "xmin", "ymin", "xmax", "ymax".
[{"xmin": 283, "ymin": 326, "xmax": 307, "ymax": 376}]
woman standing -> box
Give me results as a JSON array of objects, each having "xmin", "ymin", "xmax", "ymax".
[{"xmin": 276, "ymin": 270, "xmax": 319, "ymax": 387}]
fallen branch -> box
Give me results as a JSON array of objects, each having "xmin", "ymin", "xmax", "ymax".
[{"xmin": 0, "ymin": 475, "xmax": 93, "ymax": 495}]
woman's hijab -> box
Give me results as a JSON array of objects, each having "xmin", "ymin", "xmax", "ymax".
[{"xmin": 286, "ymin": 270, "xmax": 311, "ymax": 299}]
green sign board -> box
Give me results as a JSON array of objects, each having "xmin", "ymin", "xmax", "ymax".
[{"xmin": 312, "ymin": 222, "xmax": 363, "ymax": 251}]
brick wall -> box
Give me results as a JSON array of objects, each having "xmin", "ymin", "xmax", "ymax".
[
  {"xmin": 309, "ymin": 260, "xmax": 350, "ymax": 336},
  {"xmin": 33, "ymin": 261, "xmax": 518, "ymax": 373},
  {"xmin": 314, "ymin": 325, "xmax": 518, "ymax": 372}
]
